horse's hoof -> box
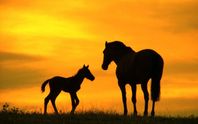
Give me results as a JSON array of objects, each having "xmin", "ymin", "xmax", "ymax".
[
  {"xmin": 55, "ymin": 113, "xmax": 59, "ymax": 115},
  {"xmin": 151, "ymin": 111, "xmax": 155, "ymax": 117},
  {"xmin": 144, "ymin": 111, "xmax": 148, "ymax": 116},
  {"xmin": 132, "ymin": 114, "xmax": 137, "ymax": 117},
  {"xmin": 123, "ymin": 110, "xmax": 128, "ymax": 116}
]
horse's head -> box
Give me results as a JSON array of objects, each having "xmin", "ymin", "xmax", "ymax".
[
  {"xmin": 102, "ymin": 41, "xmax": 134, "ymax": 70},
  {"xmin": 102, "ymin": 41, "xmax": 114, "ymax": 70},
  {"xmin": 81, "ymin": 65, "xmax": 95, "ymax": 81}
]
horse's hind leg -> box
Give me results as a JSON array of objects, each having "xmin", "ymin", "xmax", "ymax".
[{"xmin": 141, "ymin": 83, "xmax": 149, "ymax": 116}]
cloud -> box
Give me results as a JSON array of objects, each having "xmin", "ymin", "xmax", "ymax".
[
  {"xmin": 0, "ymin": 66, "xmax": 44, "ymax": 89},
  {"xmin": 165, "ymin": 60, "xmax": 198, "ymax": 75},
  {"xmin": 0, "ymin": 52, "xmax": 47, "ymax": 89},
  {"xmin": 0, "ymin": 51, "xmax": 44, "ymax": 62},
  {"xmin": 153, "ymin": 1, "xmax": 198, "ymax": 33}
]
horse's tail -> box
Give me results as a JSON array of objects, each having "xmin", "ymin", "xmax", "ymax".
[
  {"xmin": 41, "ymin": 79, "xmax": 50, "ymax": 92},
  {"xmin": 151, "ymin": 55, "xmax": 164, "ymax": 101}
]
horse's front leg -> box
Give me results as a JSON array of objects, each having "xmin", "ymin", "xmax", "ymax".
[
  {"xmin": 151, "ymin": 101, "xmax": 155, "ymax": 116},
  {"xmin": 141, "ymin": 83, "xmax": 149, "ymax": 116},
  {"xmin": 119, "ymin": 83, "xmax": 127, "ymax": 115},
  {"xmin": 131, "ymin": 84, "xmax": 137, "ymax": 116}
]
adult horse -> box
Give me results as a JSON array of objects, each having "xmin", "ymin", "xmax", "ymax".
[
  {"xmin": 41, "ymin": 65, "xmax": 95, "ymax": 114},
  {"xmin": 102, "ymin": 41, "xmax": 164, "ymax": 116}
]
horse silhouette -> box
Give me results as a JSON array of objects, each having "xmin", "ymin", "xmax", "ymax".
[
  {"xmin": 102, "ymin": 41, "xmax": 164, "ymax": 116},
  {"xmin": 41, "ymin": 65, "xmax": 95, "ymax": 114}
]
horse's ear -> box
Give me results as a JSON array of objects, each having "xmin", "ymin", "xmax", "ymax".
[
  {"xmin": 105, "ymin": 41, "xmax": 108, "ymax": 47},
  {"xmin": 83, "ymin": 64, "xmax": 86, "ymax": 68},
  {"xmin": 86, "ymin": 65, "xmax": 89, "ymax": 68}
]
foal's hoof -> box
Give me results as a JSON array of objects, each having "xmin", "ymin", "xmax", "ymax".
[
  {"xmin": 123, "ymin": 111, "xmax": 128, "ymax": 116},
  {"xmin": 70, "ymin": 111, "xmax": 75, "ymax": 115},
  {"xmin": 151, "ymin": 111, "xmax": 155, "ymax": 117},
  {"xmin": 133, "ymin": 112, "xmax": 137, "ymax": 117}
]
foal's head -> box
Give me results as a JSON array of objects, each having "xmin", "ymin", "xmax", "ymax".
[{"xmin": 79, "ymin": 65, "xmax": 95, "ymax": 81}]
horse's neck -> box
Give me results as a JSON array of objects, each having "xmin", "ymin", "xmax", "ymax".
[{"xmin": 114, "ymin": 49, "xmax": 135, "ymax": 65}]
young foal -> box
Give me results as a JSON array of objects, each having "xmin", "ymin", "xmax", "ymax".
[{"xmin": 41, "ymin": 65, "xmax": 95, "ymax": 114}]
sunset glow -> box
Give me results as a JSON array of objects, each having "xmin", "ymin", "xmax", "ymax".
[{"xmin": 0, "ymin": 0, "xmax": 198, "ymax": 116}]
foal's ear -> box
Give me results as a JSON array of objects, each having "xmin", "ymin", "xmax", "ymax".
[{"xmin": 105, "ymin": 41, "xmax": 108, "ymax": 47}]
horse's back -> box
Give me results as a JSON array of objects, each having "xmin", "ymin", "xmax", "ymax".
[
  {"xmin": 138, "ymin": 49, "xmax": 164, "ymax": 79},
  {"xmin": 135, "ymin": 49, "xmax": 163, "ymax": 77},
  {"xmin": 135, "ymin": 49, "xmax": 163, "ymax": 67},
  {"xmin": 116, "ymin": 49, "xmax": 163, "ymax": 83}
]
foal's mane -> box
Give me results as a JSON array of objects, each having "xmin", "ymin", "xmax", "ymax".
[{"xmin": 72, "ymin": 68, "xmax": 83, "ymax": 77}]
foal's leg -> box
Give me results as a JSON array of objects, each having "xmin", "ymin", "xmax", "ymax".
[
  {"xmin": 70, "ymin": 93, "xmax": 79, "ymax": 114},
  {"xmin": 131, "ymin": 84, "xmax": 137, "ymax": 116},
  {"xmin": 70, "ymin": 93, "xmax": 75, "ymax": 114},
  {"xmin": 70, "ymin": 93, "xmax": 76, "ymax": 114},
  {"xmin": 141, "ymin": 83, "xmax": 149, "ymax": 116},
  {"xmin": 51, "ymin": 90, "xmax": 60, "ymax": 114},
  {"xmin": 44, "ymin": 92, "xmax": 52, "ymax": 114},
  {"xmin": 119, "ymin": 83, "xmax": 127, "ymax": 115},
  {"xmin": 73, "ymin": 93, "xmax": 79, "ymax": 107}
]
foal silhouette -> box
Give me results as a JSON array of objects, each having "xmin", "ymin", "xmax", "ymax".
[
  {"xmin": 41, "ymin": 65, "xmax": 95, "ymax": 114},
  {"xmin": 102, "ymin": 41, "xmax": 164, "ymax": 116}
]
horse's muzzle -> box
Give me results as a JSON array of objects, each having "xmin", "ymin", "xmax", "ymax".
[{"xmin": 102, "ymin": 64, "xmax": 108, "ymax": 70}]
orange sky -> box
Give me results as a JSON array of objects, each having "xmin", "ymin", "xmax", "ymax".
[{"xmin": 0, "ymin": 0, "xmax": 198, "ymax": 116}]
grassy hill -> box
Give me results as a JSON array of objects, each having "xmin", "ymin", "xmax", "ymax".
[{"xmin": 0, "ymin": 103, "xmax": 197, "ymax": 124}]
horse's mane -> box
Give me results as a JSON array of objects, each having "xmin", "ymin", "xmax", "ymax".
[
  {"xmin": 108, "ymin": 41, "xmax": 126, "ymax": 48},
  {"xmin": 108, "ymin": 41, "xmax": 135, "ymax": 53}
]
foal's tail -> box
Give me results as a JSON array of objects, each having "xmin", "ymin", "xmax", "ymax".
[
  {"xmin": 41, "ymin": 79, "xmax": 50, "ymax": 92},
  {"xmin": 151, "ymin": 55, "xmax": 164, "ymax": 101}
]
